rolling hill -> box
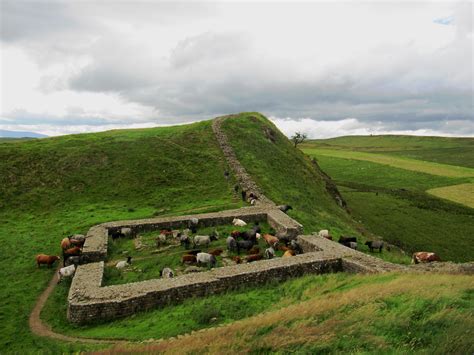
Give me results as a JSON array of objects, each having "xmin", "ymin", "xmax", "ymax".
[{"xmin": 0, "ymin": 114, "xmax": 472, "ymax": 353}]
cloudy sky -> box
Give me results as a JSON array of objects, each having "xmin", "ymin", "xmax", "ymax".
[{"xmin": 1, "ymin": 1, "xmax": 473, "ymax": 137}]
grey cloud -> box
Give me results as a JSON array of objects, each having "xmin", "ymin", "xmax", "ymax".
[{"xmin": 0, "ymin": 1, "xmax": 86, "ymax": 42}]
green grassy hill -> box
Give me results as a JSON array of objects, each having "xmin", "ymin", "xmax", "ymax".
[
  {"xmin": 302, "ymin": 135, "xmax": 474, "ymax": 262},
  {"xmin": 0, "ymin": 115, "xmax": 471, "ymax": 353}
]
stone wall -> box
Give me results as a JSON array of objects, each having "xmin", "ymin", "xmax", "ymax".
[
  {"xmin": 68, "ymin": 234, "xmax": 404, "ymax": 325},
  {"xmin": 68, "ymin": 253, "xmax": 342, "ymax": 324},
  {"xmin": 212, "ymin": 115, "xmax": 275, "ymax": 206}
]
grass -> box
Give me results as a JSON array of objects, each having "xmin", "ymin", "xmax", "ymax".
[
  {"xmin": 102, "ymin": 273, "xmax": 474, "ymax": 354},
  {"xmin": 303, "ymin": 139, "xmax": 474, "ymax": 262},
  {"xmin": 302, "ymin": 148, "xmax": 474, "ymax": 178},
  {"xmin": 1, "ymin": 114, "xmax": 469, "ymax": 352},
  {"xmin": 427, "ymin": 183, "xmax": 474, "ymax": 209},
  {"xmin": 308, "ymin": 134, "xmax": 474, "ymax": 169},
  {"xmin": 0, "ymin": 120, "xmax": 242, "ymax": 352}
]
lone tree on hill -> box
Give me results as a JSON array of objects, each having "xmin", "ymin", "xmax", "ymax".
[{"xmin": 291, "ymin": 132, "xmax": 307, "ymax": 148}]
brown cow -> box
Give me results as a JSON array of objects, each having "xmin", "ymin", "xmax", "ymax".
[
  {"xmin": 181, "ymin": 255, "xmax": 197, "ymax": 264},
  {"xmin": 232, "ymin": 256, "xmax": 242, "ymax": 264},
  {"xmin": 412, "ymin": 252, "xmax": 441, "ymax": 264},
  {"xmin": 60, "ymin": 237, "xmax": 71, "ymax": 250},
  {"xmin": 262, "ymin": 234, "xmax": 279, "ymax": 248},
  {"xmin": 69, "ymin": 238, "xmax": 85, "ymax": 248},
  {"xmin": 231, "ymin": 230, "xmax": 242, "ymax": 239},
  {"xmin": 209, "ymin": 248, "xmax": 224, "ymax": 256},
  {"xmin": 283, "ymin": 250, "xmax": 296, "ymax": 257},
  {"xmin": 246, "ymin": 254, "xmax": 263, "ymax": 263},
  {"xmin": 36, "ymin": 254, "xmax": 60, "ymax": 268},
  {"xmin": 247, "ymin": 246, "xmax": 261, "ymax": 255}
]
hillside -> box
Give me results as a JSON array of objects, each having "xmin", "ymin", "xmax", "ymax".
[
  {"xmin": 302, "ymin": 135, "xmax": 474, "ymax": 262},
  {"xmin": 0, "ymin": 114, "xmax": 471, "ymax": 353}
]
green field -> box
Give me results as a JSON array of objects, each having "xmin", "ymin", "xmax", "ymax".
[
  {"xmin": 302, "ymin": 135, "xmax": 474, "ymax": 262},
  {"xmin": 1, "ymin": 115, "xmax": 472, "ymax": 352},
  {"xmin": 309, "ymin": 135, "xmax": 474, "ymax": 168}
]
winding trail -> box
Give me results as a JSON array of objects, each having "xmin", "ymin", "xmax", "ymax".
[{"xmin": 29, "ymin": 265, "xmax": 126, "ymax": 344}]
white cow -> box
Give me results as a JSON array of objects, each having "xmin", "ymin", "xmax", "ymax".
[
  {"xmin": 161, "ymin": 267, "xmax": 175, "ymax": 278},
  {"xmin": 318, "ymin": 229, "xmax": 330, "ymax": 238},
  {"xmin": 196, "ymin": 252, "xmax": 217, "ymax": 267},
  {"xmin": 58, "ymin": 264, "xmax": 76, "ymax": 283},
  {"xmin": 232, "ymin": 218, "xmax": 247, "ymax": 227}
]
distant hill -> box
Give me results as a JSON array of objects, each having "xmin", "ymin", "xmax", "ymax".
[{"xmin": 0, "ymin": 129, "xmax": 47, "ymax": 138}]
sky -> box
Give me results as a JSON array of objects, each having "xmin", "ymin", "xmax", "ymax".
[{"xmin": 0, "ymin": 1, "xmax": 473, "ymax": 138}]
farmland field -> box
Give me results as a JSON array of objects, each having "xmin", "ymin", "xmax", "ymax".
[{"xmin": 302, "ymin": 135, "xmax": 474, "ymax": 262}]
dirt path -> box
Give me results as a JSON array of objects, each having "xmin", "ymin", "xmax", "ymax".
[{"xmin": 29, "ymin": 266, "xmax": 127, "ymax": 345}]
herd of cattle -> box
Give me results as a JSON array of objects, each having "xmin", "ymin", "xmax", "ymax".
[
  {"xmin": 35, "ymin": 234, "xmax": 86, "ymax": 283},
  {"xmin": 35, "ymin": 218, "xmax": 443, "ymax": 283},
  {"xmin": 111, "ymin": 218, "xmax": 305, "ymax": 278}
]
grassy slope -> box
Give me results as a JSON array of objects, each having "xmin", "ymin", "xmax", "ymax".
[
  {"xmin": 0, "ymin": 121, "xmax": 242, "ymax": 352},
  {"xmin": 2, "ymin": 115, "xmax": 471, "ymax": 352},
  {"xmin": 221, "ymin": 113, "xmax": 354, "ymax": 235},
  {"xmin": 302, "ymin": 135, "xmax": 474, "ymax": 262},
  {"xmin": 109, "ymin": 273, "xmax": 474, "ymax": 354}
]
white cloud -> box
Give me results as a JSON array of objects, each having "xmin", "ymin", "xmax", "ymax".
[{"xmin": 1, "ymin": 1, "xmax": 472, "ymax": 137}]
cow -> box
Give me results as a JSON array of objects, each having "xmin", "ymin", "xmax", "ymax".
[
  {"xmin": 290, "ymin": 240, "xmax": 303, "ymax": 255},
  {"xmin": 36, "ymin": 254, "xmax": 60, "ymax": 268},
  {"xmin": 318, "ymin": 230, "xmax": 330, "ymax": 239},
  {"xmin": 252, "ymin": 223, "xmax": 262, "ymax": 234},
  {"xmin": 57, "ymin": 264, "xmax": 76, "ymax": 283},
  {"xmin": 196, "ymin": 252, "xmax": 217, "ymax": 268},
  {"xmin": 189, "ymin": 218, "xmax": 199, "ymax": 233},
  {"xmin": 185, "ymin": 249, "xmax": 202, "ymax": 255},
  {"xmin": 246, "ymin": 254, "xmax": 263, "ymax": 263},
  {"xmin": 161, "ymin": 267, "xmax": 175, "ymax": 278},
  {"xmin": 233, "ymin": 256, "xmax": 242, "ymax": 264},
  {"xmin": 65, "ymin": 255, "xmax": 83, "ymax": 267},
  {"xmin": 338, "ymin": 236, "xmax": 357, "ymax": 244},
  {"xmin": 348, "ymin": 242, "xmax": 358, "ymax": 250},
  {"xmin": 262, "ymin": 234, "xmax": 279, "ymax": 248},
  {"xmin": 63, "ymin": 246, "xmax": 81, "ymax": 266},
  {"xmin": 232, "ymin": 218, "xmax": 247, "ymax": 227},
  {"xmin": 365, "ymin": 241, "xmax": 384, "ymax": 253},
  {"xmin": 60, "ymin": 237, "xmax": 71, "ymax": 250},
  {"xmin": 181, "ymin": 254, "xmax": 197, "ymax": 264},
  {"xmin": 179, "ymin": 234, "xmax": 190, "ymax": 249},
  {"xmin": 236, "ymin": 240, "xmax": 255, "ymax": 254},
  {"xmin": 227, "ymin": 236, "xmax": 237, "ymax": 252},
  {"xmin": 156, "ymin": 234, "xmax": 168, "ymax": 247},
  {"xmin": 111, "ymin": 230, "xmax": 125, "ymax": 241},
  {"xmin": 247, "ymin": 246, "xmax": 261, "ymax": 255},
  {"xmin": 209, "ymin": 248, "xmax": 224, "ymax": 256},
  {"xmin": 412, "ymin": 252, "xmax": 441, "ymax": 264},
  {"xmin": 116, "ymin": 256, "xmax": 132, "ymax": 269},
  {"xmin": 121, "ymin": 227, "xmax": 133, "ymax": 237},
  {"xmin": 283, "ymin": 250, "xmax": 296, "ymax": 257},
  {"xmin": 264, "ymin": 247, "xmax": 275, "ymax": 259},
  {"xmin": 278, "ymin": 205, "xmax": 293, "ymax": 213},
  {"xmin": 193, "ymin": 235, "xmax": 217, "ymax": 248},
  {"xmin": 277, "ymin": 234, "xmax": 291, "ymax": 246},
  {"xmin": 69, "ymin": 237, "xmax": 85, "ymax": 248}
]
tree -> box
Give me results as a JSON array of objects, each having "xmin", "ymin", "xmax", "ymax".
[{"xmin": 291, "ymin": 132, "xmax": 307, "ymax": 148}]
